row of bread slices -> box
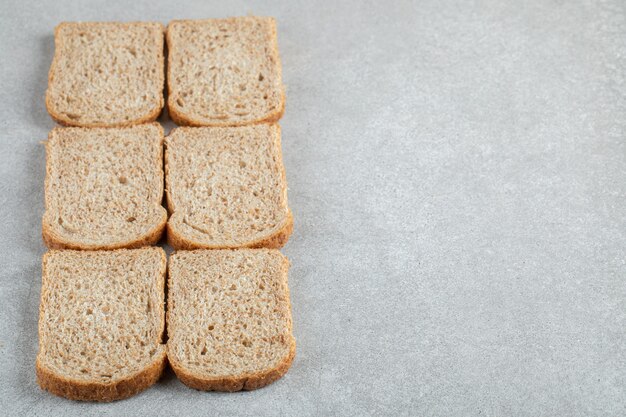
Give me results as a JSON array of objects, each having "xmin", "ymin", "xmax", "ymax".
[
  {"xmin": 38, "ymin": 122, "xmax": 294, "ymax": 401},
  {"xmin": 43, "ymin": 123, "xmax": 292, "ymax": 251},
  {"xmin": 37, "ymin": 247, "xmax": 295, "ymax": 401},
  {"xmin": 47, "ymin": 17, "xmax": 284, "ymax": 128}
]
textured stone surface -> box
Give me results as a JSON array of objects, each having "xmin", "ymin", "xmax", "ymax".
[{"xmin": 0, "ymin": 0, "xmax": 625, "ymax": 415}]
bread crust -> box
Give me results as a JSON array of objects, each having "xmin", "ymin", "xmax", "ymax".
[
  {"xmin": 168, "ymin": 336, "xmax": 295, "ymax": 392},
  {"xmin": 42, "ymin": 208, "xmax": 167, "ymax": 250},
  {"xmin": 167, "ymin": 90, "xmax": 285, "ymax": 127},
  {"xmin": 46, "ymin": 99, "xmax": 164, "ymax": 128},
  {"xmin": 166, "ymin": 210, "xmax": 293, "ymax": 250},
  {"xmin": 165, "ymin": 18, "xmax": 285, "ymax": 127},
  {"xmin": 46, "ymin": 22, "xmax": 165, "ymax": 128},
  {"xmin": 36, "ymin": 350, "xmax": 167, "ymax": 402}
]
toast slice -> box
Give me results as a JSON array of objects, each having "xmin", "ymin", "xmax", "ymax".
[
  {"xmin": 46, "ymin": 22, "xmax": 165, "ymax": 127},
  {"xmin": 167, "ymin": 249, "xmax": 295, "ymax": 391},
  {"xmin": 42, "ymin": 123, "xmax": 167, "ymax": 250},
  {"xmin": 165, "ymin": 124, "xmax": 292, "ymax": 250},
  {"xmin": 36, "ymin": 248, "xmax": 167, "ymax": 401},
  {"xmin": 166, "ymin": 17, "xmax": 285, "ymax": 126}
]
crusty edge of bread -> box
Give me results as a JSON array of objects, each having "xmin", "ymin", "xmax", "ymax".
[
  {"xmin": 167, "ymin": 90, "xmax": 285, "ymax": 127},
  {"xmin": 46, "ymin": 102, "xmax": 164, "ymax": 128},
  {"xmin": 45, "ymin": 22, "xmax": 166, "ymax": 128},
  {"xmin": 166, "ymin": 210, "xmax": 293, "ymax": 250},
  {"xmin": 36, "ymin": 349, "xmax": 167, "ymax": 402},
  {"xmin": 42, "ymin": 207, "xmax": 167, "ymax": 250},
  {"xmin": 165, "ymin": 18, "xmax": 285, "ymax": 127},
  {"xmin": 36, "ymin": 248, "xmax": 168, "ymax": 401},
  {"xmin": 168, "ymin": 339, "xmax": 295, "ymax": 392},
  {"xmin": 42, "ymin": 123, "xmax": 167, "ymax": 250}
]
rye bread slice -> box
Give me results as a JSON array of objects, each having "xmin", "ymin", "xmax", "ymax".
[
  {"xmin": 167, "ymin": 249, "xmax": 295, "ymax": 391},
  {"xmin": 46, "ymin": 22, "xmax": 165, "ymax": 127},
  {"xmin": 36, "ymin": 248, "xmax": 167, "ymax": 401},
  {"xmin": 166, "ymin": 17, "xmax": 285, "ymax": 126},
  {"xmin": 165, "ymin": 124, "xmax": 292, "ymax": 250},
  {"xmin": 42, "ymin": 123, "xmax": 167, "ymax": 250}
]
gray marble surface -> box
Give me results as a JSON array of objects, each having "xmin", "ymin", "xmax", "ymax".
[{"xmin": 1, "ymin": 0, "xmax": 625, "ymax": 415}]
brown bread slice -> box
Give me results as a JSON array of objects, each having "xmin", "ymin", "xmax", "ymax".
[
  {"xmin": 166, "ymin": 17, "xmax": 285, "ymax": 126},
  {"xmin": 36, "ymin": 248, "xmax": 167, "ymax": 401},
  {"xmin": 167, "ymin": 249, "xmax": 295, "ymax": 391},
  {"xmin": 42, "ymin": 123, "xmax": 167, "ymax": 250},
  {"xmin": 46, "ymin": 22, "xmax": 165, "ymax": 127},
  {"xmin": 165, "ymin": 124, "xmax": 292, "ymax": 250}
]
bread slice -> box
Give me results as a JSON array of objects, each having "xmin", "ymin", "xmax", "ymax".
[
  {"xmin": 36, "ymin": 248, "xmax": 167, "ymax": 401},
  {"xmin": 167, "ymin": 249, "xmax": 295, "ymax": 391},
  {"xmin": 165, "ymin": 124, "xmax": 292, "ymax": 250},
  {"xmin": 46, "ymin": 22, "xmax": 165, "ymax": 127},
  {"xmin": 166, "ymin": 17, "xmax": 285, "ymax": 126},
  {"xmin": 42, "ymin": 123, "xmax": 167, "ymax": 250}
]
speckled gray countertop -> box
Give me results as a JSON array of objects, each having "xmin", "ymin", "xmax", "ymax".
[{"xmin": 1, "ymin": 0, "xmax": 625, "ymax": 415}]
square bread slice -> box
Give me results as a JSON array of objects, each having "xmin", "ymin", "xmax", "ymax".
[
  {"xmin": 166, "ymin": 17, "xmax": 285, "ymax": 126},
  {"xmin": 42, "ymin": 123, "xmax": 167, "ymax": 250},
  {"xmin": 167, "ymin": 249, "xmax": 295, "ymax": 391},
  {"xmin": 46, "ymin": 22, "xmax": 165, "ymax": 127},
  {"xmin": 36, "ymin": 248, "xmax": 167, "ymax": 401},
  {"xmin": 165, "ymin": 124, "xmax": 293, "ymax": 250}
]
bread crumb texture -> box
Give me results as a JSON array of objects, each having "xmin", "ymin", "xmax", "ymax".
[
  {"xmin": 167, "ymin": 249, "xmax": 295, "ymax": 391},
  {"xmin": 167, "ymin": 17, "xmax": 284, "ymax": 126},
  {"xmin": 46, "ymin": 22, "xmax": 164, "ymax": 127},
  {"xmin": 37, "ymin": 248, "xmax": 166, "ymax": 401},
  {"xmin": 165, "ymin": 124, "xmax": 292, "ymax": 249},
  {"xmin": 43, "ymin": 124, "xmax": 166, "ymax": 250}
]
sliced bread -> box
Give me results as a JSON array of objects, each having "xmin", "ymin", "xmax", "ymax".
[
  {"xmin": 46, "ymin": 22, "xmax": 165, "ymax": 127},
  {"xmin": 42, "ymin": 123, "xmax": 167, "ymax": 250},
  {"xmin": 167, "ymin": 249, "xmax": 295, "ymax": 391},
  {"xmin": 36, "ymin": 248, "xmax": 167, "ymax": 401},
  {"xmin": 165, "ymin": 124, "xmax": 292, "ymax": 250},
  {"xmin": 166, "ymin": 17, "xmax": 285, "ymax": 126}
]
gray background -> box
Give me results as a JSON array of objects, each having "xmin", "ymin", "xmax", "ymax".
[{"xmin": 0, "ymin": 0, "xmax": 624, "ymax": 415}]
